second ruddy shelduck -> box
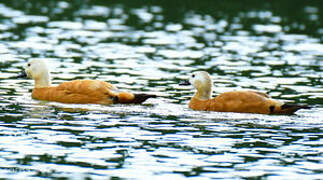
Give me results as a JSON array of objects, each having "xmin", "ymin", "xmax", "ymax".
[
  {"xmin": 19, "ymin": 59, "xmax": 156, "ymax": 104},
  {"xmin": 180, "ymin": 71, "xmax": 309, "ymax": 115}
]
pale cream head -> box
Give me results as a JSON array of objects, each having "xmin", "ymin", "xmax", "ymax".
[
  {"xmin": 25, "ymin": 59, "xmax": 51, "ymax": 88},
  {"xmin": 189, "ymin": 71, "xmax": 212, "ymax": 100}
]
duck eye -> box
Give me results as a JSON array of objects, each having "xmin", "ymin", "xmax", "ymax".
[
  {"xmin": 27, "ymin": 63, "xmax": 31, "ymax": 67},
  {"xmin": 192, "ymin": 74, "xmax": 195, "ymax": 78}
]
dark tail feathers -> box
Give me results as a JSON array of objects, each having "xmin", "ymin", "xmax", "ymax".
[
  {"xmin": 277, "ymin": 103, "xmax": 311, "ymax": 115},
  {"xmin": 132, "ymin": 94, "xmax": 157, "ymax": 104}
]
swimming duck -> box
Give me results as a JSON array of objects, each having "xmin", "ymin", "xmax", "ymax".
[
  {"xmin": 19, "ymin": 59, "xmax": 156, "ymax": 104},
  {"xmin": 180, "ymin": 71, "xmax": 309, "ymax": 115}
]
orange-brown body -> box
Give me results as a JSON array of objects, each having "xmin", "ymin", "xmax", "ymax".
[
  {"xmin": 21, "ymin": 59, "xmax": 156, "ymax": 105},
  {"xmin": 190, "ymin": 91, "xmax": 276, "ymax": 114},
  {"xmin": 189, "ymin": 91, "xmax": 307, "ymax": 115},
  {"xmin": 183, "ymin": 71, "xmax": 309, "ymax": 115},
  {"xmin": 31, "ymin": 80, "xmax": 140, "ymax": 104}
]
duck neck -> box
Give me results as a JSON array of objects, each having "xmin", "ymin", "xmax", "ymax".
[
  {"xmin": 34, "ymin": 73, "xmax": 51, "ymax": 88},
  {"xmin": 194, "ymin": 86, "xmax": 212, "ymax": 100}
]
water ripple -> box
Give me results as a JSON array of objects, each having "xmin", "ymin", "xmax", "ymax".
[{"xmin": 0, "ymin": 1, "xmax": 322, "ymax": 179}]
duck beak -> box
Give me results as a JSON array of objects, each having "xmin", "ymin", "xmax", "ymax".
[
  {"xmin": 16, "ymin": 71, "xmax": 27, "ymax": 78},
  {"xmin": 179, "ymin": 80, "xmax": 191, "ymax": 86}
]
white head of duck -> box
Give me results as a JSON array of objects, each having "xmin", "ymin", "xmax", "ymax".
[
  {"xmin": 181, "ymin": 71, "xmax": 212, "ymax": 100},
  {"xmin": 23, "ymin": 59, "xmax": 51, "ymax": 88}
]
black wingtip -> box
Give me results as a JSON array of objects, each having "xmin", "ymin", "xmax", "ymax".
[
  {"xmin": 281, "ymin": 103, "xmax": 311, "ymax": 110},
  {"xmin": 133, "ymin": 94, "xmax": 157, "ymax": 104},
  {"xmin": 278, "ymin": 103, "xmax": 311, "ymax": 115}
]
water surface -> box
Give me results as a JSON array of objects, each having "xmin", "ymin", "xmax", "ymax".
[{"xmin": 0, "ymin": 0, "xmax": 322, "ymax": 179}]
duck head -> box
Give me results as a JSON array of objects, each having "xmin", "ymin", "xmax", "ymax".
[
  {"xmin": 180, "ymin": 71, "xmax": 212, "ymax": 100},
  {"xmin": 21, "ymin": 59, "xmax": 51, "ymax": 88}
]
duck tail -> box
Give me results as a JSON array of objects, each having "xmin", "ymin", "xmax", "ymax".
[
  {"xmin": 114, "ymin": 92, "xmax": 157, "ymax": 104},
  {"xmin": 132, "ymin": 94, "xmax": 157, "ymax": 104},
  {"xmin": 273, "ymin": 103, "xmax": 311, "ymax": 115}
]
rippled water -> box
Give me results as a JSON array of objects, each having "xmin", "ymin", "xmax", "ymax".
[{"xmin": 0, "ymin": 0, "xmax": 322, "ymax": 179}]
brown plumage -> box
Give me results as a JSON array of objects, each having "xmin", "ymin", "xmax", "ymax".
[
  {"xmin": 181, "ymin": 71, "xmax": 309, "ymax": 115},
  {"xmin": 21, "ymin": 59, "xmax": 156, "ymax": 105}
]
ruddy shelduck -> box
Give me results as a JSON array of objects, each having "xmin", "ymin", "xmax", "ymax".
[
  {"xmin": 180, "ymin": 71, "xmax": 309, "ymax": 115},
  {"xmin": 19, "ymin": 59, "xmax": 156, "ymax": 104}
]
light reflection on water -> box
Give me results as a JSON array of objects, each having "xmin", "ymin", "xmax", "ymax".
[{"xmin": 0, "ymin": 0, "xmax": 322, "ymax": 179}]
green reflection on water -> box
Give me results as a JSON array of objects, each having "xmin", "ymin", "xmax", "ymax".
[{"xmin": 0, "ymin": 0, "xmax": 322, "ymax": 179}]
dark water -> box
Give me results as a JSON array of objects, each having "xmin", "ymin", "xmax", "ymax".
[{"xmin": 0, "ymin": 0, "xmax": 322, "ymax": 179}]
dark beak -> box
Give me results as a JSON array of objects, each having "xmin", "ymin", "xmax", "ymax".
[
  {"xmin": 179, "ymin": 80, "xmax": 191, "ymax": 86},
  {"xmin": 16, "ymin": 71, "xmax": 27, "ymax": 78}
]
